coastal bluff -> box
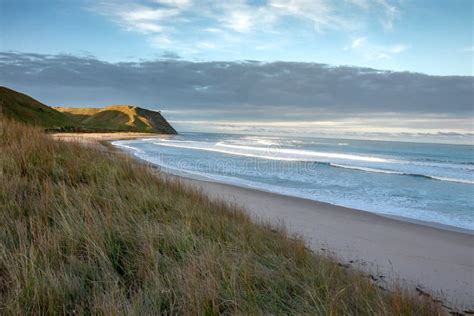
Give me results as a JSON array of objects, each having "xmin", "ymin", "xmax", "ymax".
[{"xmin": 0, "ymin": 86, "xmax": 176, "ymax": 134}]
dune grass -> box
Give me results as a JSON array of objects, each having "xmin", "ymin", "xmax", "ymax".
[{"xmin": 0, "ymin": 119, "xmax": 442, "ymax": 315}]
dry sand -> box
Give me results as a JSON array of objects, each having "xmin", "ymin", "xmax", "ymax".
[
  {"xmin": 53, "ymin": 133, "xmax": 474, "ymax": 309},
  {"xmin": 51, "ymin": 132, "xmax": 165, "ymax": 144}
]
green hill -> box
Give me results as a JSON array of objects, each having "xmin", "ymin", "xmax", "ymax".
[
  {"xmin": 0, "ymin": 86, "xmax": 177, "ymax": 134},
  {"xmin": 55, "ymin": 105, "xmax": 177, "ymax": 134},
  {"xmin": 0, "ymin": 86, "xmax": 75, "ymax": 128}
]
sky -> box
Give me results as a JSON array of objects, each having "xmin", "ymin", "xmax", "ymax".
[{"xmin": 0, "ymin": 0, "xmax": 473, "ymax": 143}]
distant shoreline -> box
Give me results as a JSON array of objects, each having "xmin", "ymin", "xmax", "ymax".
[{"xmin": 52, "ymin": 133, "xmax": 474, "ymax": 308}]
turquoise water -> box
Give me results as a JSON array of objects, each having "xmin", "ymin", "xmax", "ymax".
[{"xmin": 113, "ymin": 133, "xmax": 474, "ymax": 230}]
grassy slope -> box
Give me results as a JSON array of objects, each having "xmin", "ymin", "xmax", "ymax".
[
  {"xmin": 0, "ymin": 86, "xmax": 75, "ymax": 128},
  {"xmin": 0, "ymin": 119, "xmax": 441, "ymax": 314},
  {"xmin": 54, "ymin": 107, "xmax": 102, "ymax": 122},
  {"xmin": 0, "ymin": 86, "xmax": 176, "ymax": 134},
  {"xmin": 56, "ymin": 105, "xmax": 177, "ymax": 134}
]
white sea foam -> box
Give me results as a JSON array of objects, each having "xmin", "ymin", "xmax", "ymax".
[
  {"xmin": 330, "ymin": 163, "xmax": 404, "ymax": 175},
  {"xmin": 152, "ymin": 141, "xmax": 301, "ymax": 161},
  {"xmin": 215, "ymin": 142, "xmax": 394, "ymax": 163},
  {"xmin": 330, "ymin": 163, "xmax": 474, "ymax": 184},
  {"xmin": 148, "ymin": 140, "xmax": 474, "ymax": 184},
  {"xmin": 158, "ymin": 140, "xmax": 380, "ymax": 163},
  {"xmin": 111, "ymin": 141, "xmax": 144, "ymax": 153},
  {"xmin": 429, "ymin": 176, "xmax": 474, "ymax": 184}
]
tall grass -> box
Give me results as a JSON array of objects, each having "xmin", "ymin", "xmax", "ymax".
[{"xmin": 0, "ymin": 119, "xmax": 442, "ymax": 314}]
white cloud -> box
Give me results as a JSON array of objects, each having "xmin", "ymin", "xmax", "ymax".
[
  {"xmin": 348, "ymin": 36, "xmax": 407, "ymax": 60},
  {"xmin": 224, "ymin": 10, "xmax": 254, "ymax": 32},
  {"xmin": 150, "ymin": 35, "xmax": 173, "ymax": 47},
  {"xmin": 129, "ymin": 21, "xmax": 163, "ymax": 33},
  {"xmin": 153, "ymin": 0, "xmax": 192, "ymax": 9},
  {"xmin": 90, "ymin": 0, "xmax": 402, "ymax": 54},
  {"xmin": 347, "ymin": 0, "xmax": 370, "ymax": 9},
  {"xmin": 92, "ymin": 0, "xmax": 195, "ymax": 34},
  {"xmin": 92, "ymin": 0, "xmax": 400, "ymax": 34},
  {"xmin": 209, "ymin": 2, "xmax": 278, "ymax": 34},
  {"xmin": 123, "ymin": 7, "xmax": 179, "ymax": 21},
  {"xmin": 93, "ymin": 2, "xmax": 181, "ymax": 34},
  {"xmin": 375, "ymin": 0, "xmax": 400, "ymax": 29},
  {"xmin": 345, "ymin": 0, "xmax": 400, "ymax": 29},
  {"xmin": 269, "ymin": 0, "xmax": 342, "ymax": 31},
  {"xmin": 351, "ymin": 37, "xmax": 367, "ymax": 48},
  {"xmin": 215, "ymin": 0, "xmax": 358, "ymax": 33},
  {"xmin": 205, "ymin": 27, "xmax": 222, "ymax": 33},
  {"xmin": 386, "ymin": 44, "xmax": 407, "ymax": 54}
]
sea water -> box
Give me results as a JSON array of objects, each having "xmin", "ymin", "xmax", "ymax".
[{"xmin": 112, "ymin": 133, "xmax": 474, "ymax": 231}]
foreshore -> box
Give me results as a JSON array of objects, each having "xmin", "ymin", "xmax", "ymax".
[
  {"xmin": 53, "ymin": 133, "xmax": 474, "ymax": 309},
  {"xmin": 50, "ymin": 132, "xmax": 165, "ymax": 143}
]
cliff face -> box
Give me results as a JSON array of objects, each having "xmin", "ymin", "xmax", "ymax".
[
  {"xmin": 135, "ymin": 107, "xmax": 177, "ymax": 134},
  {"xmin": 56, "ymin": 105, "xmax": 177, "ymax": 134}
]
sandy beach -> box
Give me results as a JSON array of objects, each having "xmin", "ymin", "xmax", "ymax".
[
  {"xmin": 51, "ymin": 132, "xmax": 165, "ymax": 143},
  {"xmin": 55, "ymin": 133, "xmax": 474, "ymax": 309},
  {"xmin": 173, "ymin": 174, "xmax": 474, "ymax": 308}
]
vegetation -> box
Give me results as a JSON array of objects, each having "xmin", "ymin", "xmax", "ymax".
[
  {"xmin": 0, "ymin": 86, "xmax": 176, "ymax": 134},
  {"xmin": 0, "ymin": 86, "xmax": 75, "ymax": 128},
  {"xmin": 55, "ymin": 105, "xmax": 177, "ymax": 134},
  {"xmin": 0, "ymin": 119, "xmax": 442, "ymax": 314}
]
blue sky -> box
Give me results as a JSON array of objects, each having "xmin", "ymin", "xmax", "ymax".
[{"xmin": 1, "ymin": 0, "xmax": 473, "ymax": 75}]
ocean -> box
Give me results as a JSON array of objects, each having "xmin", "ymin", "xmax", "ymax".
[{"xmin": 112, "ymin": 132, "xmax": 474, "ymax": 231}]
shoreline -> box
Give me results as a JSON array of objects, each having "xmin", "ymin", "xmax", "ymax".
[
  {"xmin": 153, "ymin": 164, "xmax": 474, "ymax": 236},
  {"xmin": 53, "ymin": 134, "xmax": 474, "ymax": 308},
  {"xmin": 108, "ymin": 135, "xmax": 473, "ymax": 235}
]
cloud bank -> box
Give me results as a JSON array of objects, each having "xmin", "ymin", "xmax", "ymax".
[{"xmin": 1, "ymin": 51, "xmax": 472, "ymax": 120}]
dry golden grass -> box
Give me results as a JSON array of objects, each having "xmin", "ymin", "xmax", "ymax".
[
  {"xmin": 54, "ymin": 105, "xmax": 176, "ymax": 134},
  {"xmin": 56, "ymin": 105, "xmax": 137, "ymax": 125},
  {"xmin": 54, "ymin": 107, "xmax": 102, "ymax": 116},
  {"xmin": 0, "ymin": 119, "xmax": 443, "ymax": 315}
]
